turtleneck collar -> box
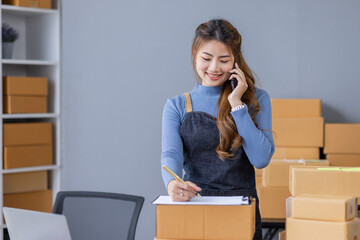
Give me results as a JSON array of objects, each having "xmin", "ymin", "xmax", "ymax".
[{"xmin": 192, "ymin": 84, "xmax": 222, "ymax": 96}]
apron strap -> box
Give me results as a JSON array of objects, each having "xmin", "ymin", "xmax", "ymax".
[{"xmin": 184, "ymin": 92, "xmax": 193, "ymax": 113}]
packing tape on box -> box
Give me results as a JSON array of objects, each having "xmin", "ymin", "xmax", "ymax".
[
  {"xmin": 305, "ymin": 160, "xmax": 324, "ymax": 163},
  {"xmin": 317, "ymin": 167, "xmax": 360, "ymax": 172},
  {"xmin": 281, "ymin": 159, "xmax": 306, "ymax": 163}
]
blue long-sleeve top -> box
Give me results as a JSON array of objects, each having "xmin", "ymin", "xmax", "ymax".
[{"xmin": 161, "ymin": 84, "xmax": 274, "ymax": 188}]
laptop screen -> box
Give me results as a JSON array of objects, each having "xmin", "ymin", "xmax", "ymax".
[{"xmin": 3, "ymin": 207, "xmax": 72, "ymax": 240}]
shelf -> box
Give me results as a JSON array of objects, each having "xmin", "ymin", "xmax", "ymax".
[
  {"xmin": 1, "ymin": 59, "xmax": 58, "ymax": 66},
  {"xmin": 2, "ymin": 113, "xmax": 58, "ymax": 119},
  {"xmin": 2, "ymin": 165, "xmax": 60, "ymax": 174},
  {"xmin": 0, "ymin": 2, "xmax": 61, "ymax": 239},
  {"xmin": 1, "ymin": 5, "xmax": 58, "ymax": 16}
]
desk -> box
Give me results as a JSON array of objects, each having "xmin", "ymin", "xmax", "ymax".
[{"xmin": 262, "ymin": 218, "xmax": 285, "ymax": 240}]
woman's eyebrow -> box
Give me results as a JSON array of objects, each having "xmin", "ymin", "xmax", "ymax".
[{"xmin": 202, "ymin": 52, "xmax": 231, "ymax": 58}]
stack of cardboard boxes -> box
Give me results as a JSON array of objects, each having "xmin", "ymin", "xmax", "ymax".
[
  {"xmin": 3, "ymin": 76, "xmax": 48, "ymax": 114},
  {"xmin": 325, "ymin": 124, "xmax": 360, "ymax": 167},
  {"xmin": 258, "ymin": 159, "xmax": 329, "ymax": 219},
  {"xmin": 285, "ymin": 165, "xmax": 360, "ymax": 239},
  {"xmin": 256, "ymin": 99, "xmax": 326, "ymax": 219},
  {"xmin": 286, "ymin": 195, "xmax": 358, "ymax": 239},
  {"xmin": 271, "ymin": 99, "xmax": 324, "ymax": 159},
  {"xmin": 2, "ymin": 75, "xmax": 53, "ymax": 213},
  {"xmin": 3, "ymin": 122, "xmax": 53, "ymax": 213}
]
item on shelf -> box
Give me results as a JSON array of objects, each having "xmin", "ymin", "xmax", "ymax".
[
  {"xmin": 0, "ymin": 1, "xmax": 60, "ymax": 239},
  {"xmin": 3, "ymin": 122, "xmax": 53, "ymax": 169},
  {"xmin": 3, "ymin": 76, "xmax": 48, "ymax": 114},
  {"xmin": 2, "ymin": 23, "xmax": 19, "ymax": 59},
  {"xmin": 3, "ymin": 171, "xmax": 48, "ymax": 194},
  {"xmin": 2, "ymin": 0, "xmax": 52, "ymax": 9},
  {"xmin": 3, "ymin": 189, "xmax": 53, "ymax": 213}
]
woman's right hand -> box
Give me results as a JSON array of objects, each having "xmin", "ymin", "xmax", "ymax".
[{"xmin": 167, "ymin": 179, "xmax": 202, "ymax": 202}]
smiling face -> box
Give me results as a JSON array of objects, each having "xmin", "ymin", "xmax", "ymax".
[{"xmin": 195, "ymin": 40, "xmax": 234, "ymax": 87}]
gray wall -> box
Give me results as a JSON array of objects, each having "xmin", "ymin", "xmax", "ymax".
[{"xmin": 61, "ymin": 0, "xmax": 360, "ymax": 239}]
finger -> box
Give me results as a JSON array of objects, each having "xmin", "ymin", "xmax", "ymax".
[
  {"xmin": 182, "ymin": 189, "xmax": 196, "ymax": 199},
  {"xmin": 229, "ymin": 74, "xmax": 239, "ymax": 81},
  {"xmin": 180, "ymin": 183, "xmax": 197, "ymax": 194},
  {"xmin": 234, "ymin": 63, "xmax": 246, "ymax": 77},
  {"xmin": 230, "ymin": 69, "xmax": 245, "ymax": 80},
  {"xmin": 176, "ymin": 180, "xmax": 191, "ymax": 190},
  {"xmin": 171, "ymin": 190, "xmax": 192, "ymax": 202},
  {"xmin": 186, "ymin": 181, "xmax": 202, "ymax": 192}
]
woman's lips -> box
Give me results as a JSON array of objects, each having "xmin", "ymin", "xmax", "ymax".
[{"xmin": 206, "ymin": 72, "xmax": 222, "ymax": 81}]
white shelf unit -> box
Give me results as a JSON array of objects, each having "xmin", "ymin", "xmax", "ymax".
[{"xmin": 0, "ymin": 1, "xmax": 61, "ymax": 239}]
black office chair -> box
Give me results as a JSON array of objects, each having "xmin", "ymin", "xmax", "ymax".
[{"xmin": 53, "ymin": 191, "xmax": 144, "ymax": 240}]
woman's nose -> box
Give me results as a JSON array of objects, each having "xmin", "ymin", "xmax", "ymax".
[{"xmin": 208, "ymin": 60, "xmax": 220, "ymax": 72}]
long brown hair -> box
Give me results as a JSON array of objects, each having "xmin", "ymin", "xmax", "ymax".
[{"xmin": 191, "ymin": 19, "xmax": 260, "ymax": 160}]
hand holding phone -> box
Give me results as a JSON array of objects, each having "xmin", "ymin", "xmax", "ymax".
[
  {"xmin": 230, "ymin": 61, "xmax": 237, "ymax": 90},
  {"xmin": 227, "ymin": 62, "xmax": 248, "ymax": 108}
]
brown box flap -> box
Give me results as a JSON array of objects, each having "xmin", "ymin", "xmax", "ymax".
[
  {"xmin": 3, "ymin": 122, "xmax": 52, "ymax": 146},
  {"xmin": 271, "ymin": 99, "xmax": 322, "ymax": 118},
  {"xmin": 3, "ymin": 76, "xmax": 48, "ymax": 96}
]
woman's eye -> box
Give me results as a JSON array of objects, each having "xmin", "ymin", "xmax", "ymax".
[
  {"xmin": 221, "ymin": 61, "xmax": 230, "ymax": 64},
  {"xmin": 202, "ymin": 58, "xmax": 210, "ymax": 61}
]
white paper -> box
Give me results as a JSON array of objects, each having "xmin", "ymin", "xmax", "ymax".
[{"xmin": 152, "ymin": 195, "xmax": 250, "ymax": 205}]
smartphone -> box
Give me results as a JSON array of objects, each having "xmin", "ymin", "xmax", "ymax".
[{"xmin": 230, "ymin": 61, "xmax": 237, "ymax": 90}]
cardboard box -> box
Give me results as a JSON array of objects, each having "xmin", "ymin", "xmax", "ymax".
[
  {"xmin": 4, "ymin": 189, "xmax": 52, "ymax": 213},
  {"xmin": 3, "ymin": 76, "xmax": 48, "ymax": 96},
  {"xmin": 263, "ymin": 159, "xmax": 329, "ymax": 187},
  {"xmin": 290, "ymin": 166, "xmax": 360, "ymax": 198},
  {"xmin": 2, "ymin": 0, "xmax": 52, "ymax": 9},
  {"xmin": 3, "ymin": 96, "xmax": 47, "ymax": 113},
  {"xmin": 273, "ymin": 147, "xmax": 319, "ymax": 159},
  {"xmin": 324, "ymin": 124, "xmax": 360, "ymax": 154},
  {"xmin": 271, "ymin": 99, "xmax": 322, "ymax": 118},
  {"xmin": 3, "ymin": 122, "xmax": 52, "ymax": 146},
  {"xmin": 279, "ymin": 230, "xmax": 286, "ymax": 240},
  {"xmin": 272, "ymin": 118, "xmax": 324, "ymax": 147},
  {"xmin": 327, "ymin": 154, "xmax": 360, "ymax": 167},
  {"xmin": 3, "ymin": 144, "xmax": 53, "ymax": 169},
  {"xmin": 3, "ymin": 171, "xmax": 48, "ymax": 194},
  {"xmin": 254, "ymin": 167, "xmax": 262, "ymax": 176},
  {"xmin": 3, "ymin": 76, "xmax": 48, "ymax": 113},
  {"xmin": 255, "ymin": 176, "xmax": 262, "ymax": 186},
  {"xmin": 289, "ymin": 195, "xmax": 356, "ymax": 221},
  {"xmin": 263, "ymin": 160, "xmax": 303, "ymax": 187},
  {"xmin": 156, "ymin": 199, "xmax": 255, "ymax": 240},
  {"xmin": 286, "ymin": 217, "xmax": 359, "ymax": 240},
  {"xmin": 258, "ymin": 185, "xmax": 291, "ymax": 219}
]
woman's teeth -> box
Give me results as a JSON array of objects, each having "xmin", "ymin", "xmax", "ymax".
[{"xmin": 208, "ymin": 73, "xmax": 221, "ymax": 77}]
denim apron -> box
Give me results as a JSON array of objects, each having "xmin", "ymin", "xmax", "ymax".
[{"xmin": 180, "ymin": 93, "xmax": 262, "ymax": 240}]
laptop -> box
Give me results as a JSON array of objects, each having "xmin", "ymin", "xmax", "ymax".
[{"xmin": 3, "ymin": 207, "xmax": 72, "ymax": 240}]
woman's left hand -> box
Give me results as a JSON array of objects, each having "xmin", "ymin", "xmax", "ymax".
[{"xmin": 227, "ymin": 63, "xmax": 248, "ymax": 108}]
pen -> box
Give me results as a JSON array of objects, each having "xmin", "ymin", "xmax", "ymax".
[{"xmin": 163, "ymin": 165, "xmax": 201, "ymax": 197}]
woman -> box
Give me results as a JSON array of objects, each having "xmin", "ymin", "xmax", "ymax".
[{"xmin": 161, "ymin": 19, "xmax": 274, "ymax": 240}]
